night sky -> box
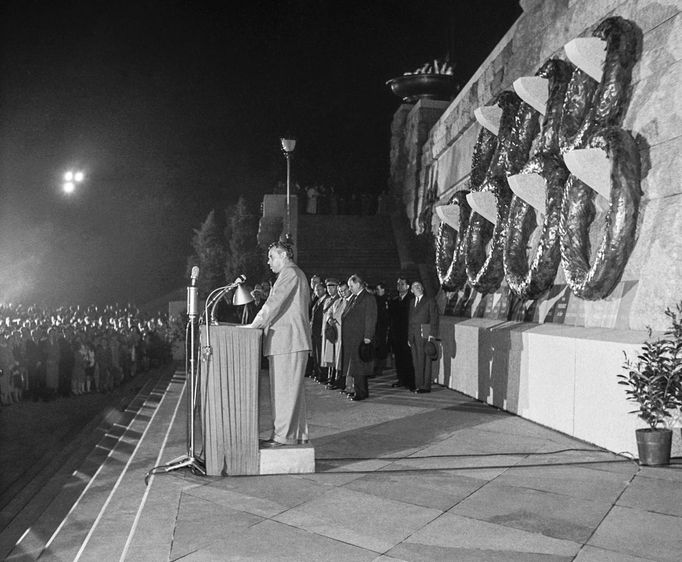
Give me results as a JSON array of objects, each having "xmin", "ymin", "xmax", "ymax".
[{"xmin": 0, "ymin": 0, "xmax": 522, "ymax": 307}]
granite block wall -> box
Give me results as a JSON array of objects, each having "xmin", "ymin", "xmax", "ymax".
[
  {"xmin": 389, "ymin": 0, "xmax": 681, "ymax": 331},
  {"xmin": 389, "ymin": 0, "xmax": 682, "ymax": 457}
]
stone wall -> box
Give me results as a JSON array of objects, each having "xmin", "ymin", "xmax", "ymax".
[
  {"xmin": 389, "ymin": 100, "xmax": 450, "ymax": 232},
  {"xmin": 393, "ymin": 0, "xmax": 681, "ymax": 331},
  {"xmin": 389, "ymin": 0, "xmax": 682, "ymax": 457}
]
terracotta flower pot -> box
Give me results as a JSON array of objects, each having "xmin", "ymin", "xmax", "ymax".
[{"xmin": 635, "ymin": 428, "xmax": 672, "ymax": 466}]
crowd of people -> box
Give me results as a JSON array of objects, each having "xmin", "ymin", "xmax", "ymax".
[
  {"xmin": 305, "ymin": 272, "xmax": 440, "ymax": 401},
  {"xmin": 272, "ymin": 181, "xmax": 390, "ymax": 216},
  {"xmin": 0, "ymin": 303, "xmax": 178, "ymax": 406}
]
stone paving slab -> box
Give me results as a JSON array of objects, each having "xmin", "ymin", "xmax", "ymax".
[
  {"xmin": 6, "ymin": 368, "xmax": 682, "ymax": 561},
  {"xmin": 449, "ymin": 482, "xmax": 615, "ymax": 543},
  {"xmin": 587, "ymin": 504, "xmax": 682, "ymax": 562},
  {"xmin": 391, "ymin": 511, "xmax": 582, "ymax": 559},
  {"xmin": 272, "ymin": 487, "xmax": 442, "ymax": 553}
]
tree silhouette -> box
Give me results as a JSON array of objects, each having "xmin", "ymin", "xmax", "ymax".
[
  {"xmin": 225, "ymin": 196, "xmax": 265, "ymax": 286},
  {"xmin": 187, "ymin": 210, "xmax": 227, "ymax": 299}
]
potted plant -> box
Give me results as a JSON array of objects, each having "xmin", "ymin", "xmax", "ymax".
[{"xmin": 618, "ymin": 302, "xmax": 682, "ymax": 465}]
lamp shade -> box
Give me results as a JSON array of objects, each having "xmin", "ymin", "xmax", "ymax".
[
  {"xmin": 280, "ymin": 137, "xmax": 297, "ymax": 153},
  {"xmin": 233, "ymin": 285, "xmax": 255, "ymax": 306}
]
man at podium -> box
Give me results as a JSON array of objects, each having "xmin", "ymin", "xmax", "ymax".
[{"xmin": 245, "ymin": 241, "xmax": 312, "ymax": 447}]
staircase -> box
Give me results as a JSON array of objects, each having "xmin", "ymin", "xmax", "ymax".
[
  {"xmin": 296, "ymin": 214, "xmax": 417, "ymax": 286},
  {"xmin": 0, "ymin": 364, "xmax": 182, "ymax": 560}
]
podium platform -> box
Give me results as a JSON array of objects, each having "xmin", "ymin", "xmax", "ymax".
[{"xmin": 200, "ymin": 323, "xmax": 314, "ymax": 476}]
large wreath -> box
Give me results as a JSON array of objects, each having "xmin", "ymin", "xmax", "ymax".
[
  {"xmin": 435, "ymin": 120, "xmax": 497, "ymax": 291},
  {"xmin": 561, "ymin": 16, "xmax": 638, "ymax": 154},
  {"xmin": 465, "ymin": 91, "xmax": 539, "ymax": 294},
  {"xmin": 559, "ymin": 16, "xmax": 640, "ymax": 299},
  {"xmin": 559, "ymin": 127, "xmax": 641, "ymax": 299},
  {"xmin": 435, "ymin": 190, "xmax": 471, "ymax": 291},
  {"xmin": 503, "ymin": 59, "xmax": 572, "ymax": 300}
]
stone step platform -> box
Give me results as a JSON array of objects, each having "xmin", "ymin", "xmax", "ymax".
[
  {"xmin": 297, "ymin": 214, "xmax": 408, "ymax": 286},
  {"xmin": 2, "ymin": 365, "xmax": 315, "ymax": 561},
  {"xmin": 2, "ymin": 367, "xmax": 680, "ymax": 561},
  {"xmin": 1, "ymin": 366, "xmax": 181, "ymax": 561}
]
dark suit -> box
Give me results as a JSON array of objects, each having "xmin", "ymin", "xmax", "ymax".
[
  {"xmin": 341, "ymin": 289, "xmax": 377, "ymax": 399},
  {"xmin": 388, "ymin": 293, "xmax": 415, "ymax": 389},
  {"xmin": 408, "ymin": 296, "xmax": 439, "ymax": 391}
]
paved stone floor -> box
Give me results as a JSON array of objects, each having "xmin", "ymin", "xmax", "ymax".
[{"xmin": 3, "ymin": 367, "xmax": 681, "ymax": 561}]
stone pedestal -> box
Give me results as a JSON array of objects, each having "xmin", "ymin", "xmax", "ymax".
[{"xmin": 259, "ymin": 445, "xmax": 315, "ymax": 475}]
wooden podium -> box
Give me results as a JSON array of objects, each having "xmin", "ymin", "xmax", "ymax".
[{"xmin": 200, "ymin": 323, "xmax": 262, "ymax": 476}]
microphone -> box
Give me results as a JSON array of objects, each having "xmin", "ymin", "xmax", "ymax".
[
  {"xmin": 190, "ymin": 266, "xmax": 200, "ymax": 286},
  {"xmin": 187, "ymin": 267, "xmax": 200, "ymax": 320}
]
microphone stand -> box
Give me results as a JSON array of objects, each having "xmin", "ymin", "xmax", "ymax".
[{"xmin": 145, "ymin": 282, "xmax": 206, "ymax": 483}]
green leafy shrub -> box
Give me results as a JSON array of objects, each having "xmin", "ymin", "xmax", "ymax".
[{"xmin": 618, "ymin": 302, "xmax": 682, "ymax": 429}]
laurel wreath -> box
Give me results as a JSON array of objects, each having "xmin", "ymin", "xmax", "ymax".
[
  {"xmin": 559, "ymin": 127, "xmax": 641, "ymax": 299},
  {"xmin": 503, "ymin": 59, "xmax": 572, "ymax": 300},
  {"xmin": 435, "ymin": 17, "xmax": 641, "ymax": 304}
]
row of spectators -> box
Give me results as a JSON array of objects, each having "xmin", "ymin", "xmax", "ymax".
[
  {"xmin": 274, "ymin": 182, "xmax": 391, "ymax": 216},
  {"xmin": 305, "ymin": 273, "xmax": 440, "ymax": 401},
  {"xmin": 0, "ymin": 303, "xmax": 179, "ymax": 405}
]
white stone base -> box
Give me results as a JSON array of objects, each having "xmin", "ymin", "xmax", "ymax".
[
  {"xmin": 434, "ymin": 316, "xmax": 682, "ymax": 459},
  {"xmin": 259, "ymin": 446, "xmax": 315, "ymax": 475}
]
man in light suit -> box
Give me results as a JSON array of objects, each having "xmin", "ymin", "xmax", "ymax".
[
  {"xmin": 408, "ymin": 281, "xmax": 439, "ymax": 393},
  {"xmin": 246, "ymin": 241, "xmax": 311, "ymax": 447},
  {"xmin": 341, "ymin": 274, "xmax": 377, "ymax": 401}
]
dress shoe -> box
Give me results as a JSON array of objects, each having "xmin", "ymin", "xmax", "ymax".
[
  {"xmin": 297, "ymin": 438, "xmax": 309, "ymax": 445},
  {"xmin": 350, "ymin": 395, "xmax": 366, "ymax": 401},
  {"xmin": 260, "ymin": 439, "xmax": 285, "ymax": 448},
  {"xmin": 415, "ymin": 389, "xmax": 431, "ymax": 394},
  {"xmin": 391, "ymin": 382, "xmax": 403, "ymax": 388}
]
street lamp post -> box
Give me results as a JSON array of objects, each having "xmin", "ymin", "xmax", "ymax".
[{"xmin": 279, "ymin": 137, "xmax": 296, "ymax": 241}]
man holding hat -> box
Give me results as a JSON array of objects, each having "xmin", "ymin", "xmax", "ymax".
[
  {"xmin": 320, "ymin": 278, "xmax": 341, "ymax": 384},
  {"xmin": 341, "ymin": 274, "xmax": 377, "ymax": 401},
  {"xmin": 408, "ymin": 281, "xmax": 439, "ymax": 394}
]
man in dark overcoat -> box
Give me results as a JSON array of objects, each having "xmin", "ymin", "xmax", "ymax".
[
  {"xmin": 388, "ymin": 277, "xmax": 415, "ymax": 390},
  {"xmin": 341, "ymin": 274, "xmax": 377, "ymax": 401}
]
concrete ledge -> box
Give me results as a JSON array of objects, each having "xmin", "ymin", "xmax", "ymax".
[
  {"xmin": 259, "ymin": 446, "xmax": 315, "ymax": 475},
  {"xmin": 436, "ymin": 316, "xmax": 682, "ymax": 458}
]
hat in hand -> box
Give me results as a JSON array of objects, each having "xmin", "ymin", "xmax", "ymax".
[
  {"xmin": 324, "ymin": 322, "xmax": 338, "ymax": 343},
  {"xmin": 358, "ymin": 341, "xmax": 374, "ymax": 363},
  {"xmin": 424, "ymin": 339, "xmax": 439, "ymax": 360}
]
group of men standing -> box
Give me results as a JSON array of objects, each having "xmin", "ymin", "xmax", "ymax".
[
  {"xmin": 306, "ymin": 271, "xmax": 441, "ymax": 404},
  {"xmin": 245, "ymin": 241, "xmax": 439, "ymax": 448},
  {"xmin": 387, "ymin": 277, "xmax": 440, "ymax": 394}
]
